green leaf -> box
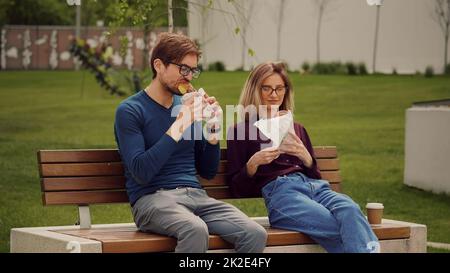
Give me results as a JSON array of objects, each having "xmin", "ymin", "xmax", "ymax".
[
  {"xmin": 234, "ymin": 27, "xmax": 240, "ymax": 35},
  {"xmin": 248, "ymin": 48, "xmax": 255, "ymax": 57}
]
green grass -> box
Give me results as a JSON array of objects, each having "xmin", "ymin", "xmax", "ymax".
[
  {"xmin": 1, "ymin": 71, "xmax": 449, "ymax": 253},
  {"xmin": 428, "ymin": 247, "xmax": 450, "ymax": 253}
]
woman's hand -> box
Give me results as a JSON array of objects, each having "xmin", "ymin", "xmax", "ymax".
[
  {"xmin": 246, "ymin": 148, "xmax": 281, "ymax": 177},
  {"xmin": 278, "ymin": 132, "xmax": 313, "ymax": 168}
]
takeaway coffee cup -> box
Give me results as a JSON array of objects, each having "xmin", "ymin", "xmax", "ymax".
[{"xmin": 366, "ymin": 203, "xmax": 384, "ymax": 225}]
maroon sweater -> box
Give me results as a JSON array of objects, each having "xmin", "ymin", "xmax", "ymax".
[{"xmin": 226, "ymin": 120, "xmax": 322, "ymax": 198}]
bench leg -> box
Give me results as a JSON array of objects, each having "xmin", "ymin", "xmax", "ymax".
[{"xmin": 78, "ymin": 205, "xmax": 91, "ymax": 229}]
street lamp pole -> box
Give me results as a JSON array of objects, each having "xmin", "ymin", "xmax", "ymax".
[
  {"xmin": 372, "ymin": 5, "xmax": 380, "ymax": 73},
  {"xmin": 76, "ymin": 0, "xmax": 81, "ymax": 40},
  {"xmin": 67, "ymin": 0, "xmax": 82, "ymax": 70},
  {"xmin": 367, "ymin": 0, "xmax": 384, "ymax": 74}
]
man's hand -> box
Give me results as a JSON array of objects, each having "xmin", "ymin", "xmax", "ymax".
[
  {"xmin": 166, "ymin": 92, "xmax": 204, "ymax": 142},
  {"xmin": 201, "ymin": 92, "xmax": 223, "ymax": 145},
  {"xmin": 278, "ymin": 132, "xmax": 313, "ymax": 168}
]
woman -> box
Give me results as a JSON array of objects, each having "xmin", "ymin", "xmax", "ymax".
[{"xmin": 226, "ymin": 62, "xmax": 379, "ymax": 253}]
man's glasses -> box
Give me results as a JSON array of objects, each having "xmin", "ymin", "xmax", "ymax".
[
  {"xmin": 261, "ymin": 85, "xmax": 287, "ymax": 95},
  {"xmin": 169, "ymin": 62, "xmax": 201, "ymax": 79}
]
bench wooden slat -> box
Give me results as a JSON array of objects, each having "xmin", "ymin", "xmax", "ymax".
[
  {"xmin": 42, "ymin": 187, "xmax": 235, "ymax": 205},
  {"xmin": 42, "ymin": 170, "xmax": 341, "ymax": 192},
  {"xmin": 39, "ymin": 159, "xmax": 338, "ymax": 178},
  {"xmin": 205, "ymin": 185, "xmax": 348, "ymax": 200},
  {"xmin": 311, "ymin": 146, "xmax": 338, "ymax": 158},
  {"xmin": 43, "ymin": 190, "xmax": 129, "ymax": 205},
  {"xmin": 40, "ymin": 162, "xmax": 124, "ymax": 177},
  {"xmin": 38, "ymin": 149, "xmax": 122, "ymax": 163},
  {"xmin": 41, "ymin": 176, "xmax": 126, "ymax": 191},
  {"xmin": 198, "ymin": 171, "xmax": 341, "ymax": 187},
  {"xmin": 203, "ymin": 187, "xmax": 233, "ymax": 199},
  {"xmin": 317, "ymin": 159, "xmax": 339, "ymax": 171},
  {"xmin": 331, "ymin": 183, "xmax": 341, "ymax": 193},
  {"xmin": 39, "ymin": 146, "xmax": 337, "ymax": 163},
  {"xmin": 320, "ymin": 171, "xmax": 341, "ymax": 183},
  {"xmin": 42, "ymin": 182, "xmax": 342, "ymax": 205},
  {"xmin": 55, "ymin": 222, "xmax": 410, "ymax": 253}
]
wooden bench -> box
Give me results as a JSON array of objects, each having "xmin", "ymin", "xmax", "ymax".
[{"xmin": 10, "ymin": 146, "xmax": 427, "ymax": 253}]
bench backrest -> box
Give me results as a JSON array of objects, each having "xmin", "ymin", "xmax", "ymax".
[{"xmin": 38, "ymin": 146, "xmax": 341, "ymax": 206}]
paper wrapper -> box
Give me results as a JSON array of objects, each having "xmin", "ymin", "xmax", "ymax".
[
  {"xmin": 253, "ymin": 111, "xmax": 294, "ymax": 148},
  {"xmin": 180, "ymin": 87, "xmax": 216, "ymax": 121}
]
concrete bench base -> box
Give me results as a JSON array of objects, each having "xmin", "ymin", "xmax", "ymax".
[{"xmin": 10, "ymin": 218, "xmax": 427, "ymax": 253}]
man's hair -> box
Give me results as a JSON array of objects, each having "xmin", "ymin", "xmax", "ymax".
[
  {"xmin": 238, "ymin": 62, "xmax": 294, "ymax": 121},
  {"xmin": 150, "ymin": 32, "xmax": 201, "ymax": 79}
]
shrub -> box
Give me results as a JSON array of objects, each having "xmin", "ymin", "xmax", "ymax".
[
  {"xmin": 309, "ymin": 61, "xmax": 368, "ymax": 75},
  {"xmin": 301, "ymin": 62, "xmax": 310, "ymax": 73},
  {"xmin": 330, "ymin": 61, "xmax": 347, "ymax": 74},
  {"xmin": 208, "ymin": 61, "xmax": 225, "ymax": 71},
  {"xmin": 311, "ymin": 62, "xmax": 346, "ymax": 75},
  {"xmin": 425, "ymin": 66, "xmax": 434, "ymax": 78},
  {"xmin": 445, "ymin": 63, "xmax": 450, "ymax": 75},
  {"xmin": 345, "ymin": 62, "xmax": 357, "ymax": 75},
  {"xmin": 392, "ymin": 68, "xmax": 398, "ymax": 75},
  {"xmin": 312, "ymin": 63, "xmax": 327, "ymax": 74},
  {"xmin": 358, "ymin": 63, "xmax": 368, "ymax": 75}
]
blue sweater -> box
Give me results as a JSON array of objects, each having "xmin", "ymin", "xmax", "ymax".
[{"xmin": 114, "ymin": 90, "xmax": 220, "ymax": 206}]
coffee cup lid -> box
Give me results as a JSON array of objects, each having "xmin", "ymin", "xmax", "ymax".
[{"xmin": 366, "ymin": 203, "xmax": 384, "ymax": 209}]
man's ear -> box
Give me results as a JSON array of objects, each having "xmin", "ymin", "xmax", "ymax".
[{"xmin": 153, "ymin": 59, "xmax": 165, "ymax": 76}]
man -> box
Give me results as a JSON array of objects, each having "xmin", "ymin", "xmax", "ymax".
[{"xmin": 114, "ymin": 32, "xmax": 267, "ymax": 253}]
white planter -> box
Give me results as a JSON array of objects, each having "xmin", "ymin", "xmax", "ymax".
[{"xmin": 404, "ymin": 106, "xmax": 450, "ymax": 195}]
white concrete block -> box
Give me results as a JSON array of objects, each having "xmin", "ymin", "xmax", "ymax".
[
  {"xmin": 10, "ymin": 227, "xmax": 101, "ymax": 253},
  {"xmin": 404, "ymin": 107, "xmax": 450, "ymax": 195}
]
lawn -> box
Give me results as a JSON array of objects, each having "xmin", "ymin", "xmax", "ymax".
[{"xmin": 0, "ymin": 70, "xmax": 449, "ymax": 253}]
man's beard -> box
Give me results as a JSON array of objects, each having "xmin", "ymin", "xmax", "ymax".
[
  {"xmin": 161, "ymin": 80, "xmax": 183, "ymax": 96},
  {"xmin": 167, "ymin": 87, "xmax": 183, "ymax": 96}
]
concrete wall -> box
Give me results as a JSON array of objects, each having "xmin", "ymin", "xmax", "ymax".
[{"xmin": 188, "ymin": 0, "xmax": 450, "ymax": 73}]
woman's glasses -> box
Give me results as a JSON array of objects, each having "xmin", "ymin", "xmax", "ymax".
[{"xmin": 261, "ymin": 85, "xmax": 287, "ymax": 95}]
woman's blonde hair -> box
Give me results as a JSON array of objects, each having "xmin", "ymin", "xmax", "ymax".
[{"xmin": 238, "ymin": 62, "xmax": 294, "ymax": 121}]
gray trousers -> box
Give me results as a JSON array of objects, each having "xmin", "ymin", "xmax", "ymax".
[{"xmin": 132, "ymin": 187, "xmax": 267, "ymax": 253}]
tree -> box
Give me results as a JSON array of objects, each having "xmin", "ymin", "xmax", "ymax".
[
  {"xmin": 432, "ymin": 0, "xmax": 450, "ymax": 73},
  {"xmin": 189, "ymin": 0, "xmax": 263, "ymax": 71},
  {"xmin": 229, "ymin": 0, "xmax": 256, "ymax": 70},
  {"xmin": 168, "ymin": 0, "xmax": 174, "ymax": 33},
  {"xmin": 107, "ymin": 0, "xmax": 187, "ymax": 66},
  {"xmin": 0, "ymin": 0, "xmax": 75, "ymax": 26},
  {"xmin": 312, "ymin": 0, "xmax": 337, "ymax": 64},
  {"xmin": 276, "ymin": 0, "xmax": 286, "ymax": 61},
  {"xmin": 199, "ymin": 0, "xmax": 211, "ymax": 69}
]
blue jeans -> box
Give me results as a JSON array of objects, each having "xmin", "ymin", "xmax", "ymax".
[{"xmin": 262, "ymin": 172, "xmax": 379, "ymax": 253}]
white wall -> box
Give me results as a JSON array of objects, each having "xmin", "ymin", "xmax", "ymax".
[{"xmin": 188, "ymin": 0, "xmax": 450, "ymax": 73}]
